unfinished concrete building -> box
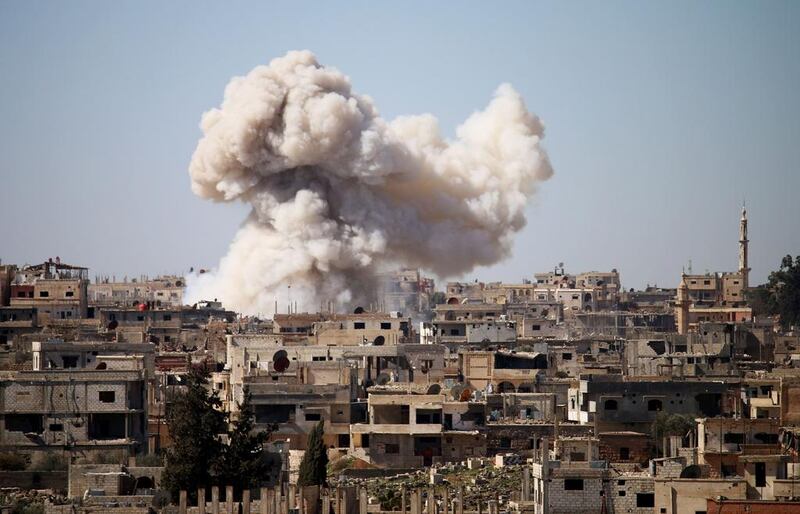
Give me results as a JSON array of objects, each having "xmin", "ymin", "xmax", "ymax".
[
  {"xmin": 350, "ymin": 389, "xmax": 486, "ymax": 468},
  {"xmin": 9, "ymin": 259, "xmax": 89, "ymax": 325},
  {"xmin": 0, "ymin": 340, "xmax": 151, "ymax": 460}
]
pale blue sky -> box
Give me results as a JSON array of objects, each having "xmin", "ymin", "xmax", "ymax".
[{"xmin": 1, "ymin": 1, "xmax": 798, "ymax": 289}]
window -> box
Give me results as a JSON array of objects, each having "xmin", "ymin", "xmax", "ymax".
[
  {"xmin": 648, "ymin": 399, "xmax": 663, "ymax": 412},
  {"xmin": 564, "ymin": 479, "xmax": 583, "ymax": 491},
  {"xmin": 704, "ymin": 280, "xmax": 711, "ymax": 285},
  {"xmin": 385, "ymin": 443, "xmax": 400, "ymax": 454},
  {"xmin": 755, "ymin": 462, "xmax": 766, "ymax": 487},
  {"xmin": 562, "ymin": 353, "xmax": 573, "ymax": 360},
  {"xmin": 531, "ymin": 324, "xmax": 541, "ymax": 331},
  {"xmin": 163, "ymin": 314, "xmax": 172, "ymax": 321},
  {"xmin": 619, "ymin": 447, "xmax": 630, "ymax": 460},
  {"xmin": 62, "ymin": 356, "xmax": 79, "ymax": 368},
  {"xmin": 305, "ymin": 412, "xmax": 321, "ymax": 421},
  {"xmin": 604, "ymin": 399, "xmax": 618, "ymax": 410},
  {"xmin": 723, "ymin": 433, "xmax": 745, "ymax": 445},
  {"xmin": 499, "ymin": 437, "xmax": 511, "ymax": 449},
  {"xmin": 380, "ymin": 322, "xmax": 391, "ymax": 329},
  {"xmin": 354, "ymin": 322, "xmax": 366, "ymax": 329},
  {"xmin": 65, "ymin": 291, "xmax": 74, "ymax": 297},
  {"xmin": 39, "ymin": 291, "xmax": 49, "ymax": 297},
  {"xmin": 49, "ymin": 423, "xmax": 64, "ymax": 432},
  {"xmin": 636, "ymin": 493, "xmax": 655, "ymax": 508},
  {"xmin": 312, "ymin": 356, "xmax": 326, "ymax": 361},
  {"xmin": 450, "ymin": 329, "xmax": 460, "ymax": 336},
  {"xmin": 618, "ymin": 491, "xmax": 626, "ymax": 496},
  {"xmin": 99, "ymin": 391, "xmax": 116, "ymax": 403},
  {"xmin": 137, "ymin": 315, "xmax": 144, "ymax": 321}
]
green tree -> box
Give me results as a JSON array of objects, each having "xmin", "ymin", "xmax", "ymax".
[
  {"xmin": 651, "ymin": 412, "xmax": 695, "ymax": 456},
  {"xmin": 297, "ymin": 421, "xmax": 328, "ymax": 487},
  {"xmin": 752, "ymin": 255, "xmax": 800, "ymax": 330},
  {"xmin": 429, "ymin": 292, "xmax": 447, "ymax": 309},
  {"xmin": 219, "ymin": 389, "xmax": 275, "ymax": 495},
  {"xmin": 161, "ymin": 367, "xmax": 226, "ymax": 501}
]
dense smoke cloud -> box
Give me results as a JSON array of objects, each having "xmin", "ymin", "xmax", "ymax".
[{"xmin": 185, "ymin": 50, "xmax": 553, "ymax": 315}]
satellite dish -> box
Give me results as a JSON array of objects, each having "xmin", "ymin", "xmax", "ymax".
[
  {"xmin": 426, "ymin": 384, "xmax": 442, "ymax": 395},
  {"xmin": 680, "ymin": 465, "xmax": 702, "ymax": 479},
  {"xmin": 459, "ymin": 387, "xmax": 473, "ymax": 402},
  {"xmin": 272, "ymin": 350, "xmax": 288, "ymax": 363},
  {"xmin": 95, "ymin": 362, "xmax": 107, "ymax": 370},
  {"xmin": 450, "ymin": 385, "xmax": 466, "ymax": 401},
  {"xmin": 353, "ymin": 306, "xmax": 365, "ymax": 314},
  {"xmin": 274, "ymin": 356, "xmax": 290, "ymax": 373},
  {"xmin": 373, "ymin": 336, "xmax": 385, "ymax": 346},
  {"xmin": 376, "ymin": 373, "xmax": 391, "ymax": 386}
]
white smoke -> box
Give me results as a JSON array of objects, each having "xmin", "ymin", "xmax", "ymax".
[{"xmin": 185, "ymin": 50, "xmax": 553, "ymax": 315}]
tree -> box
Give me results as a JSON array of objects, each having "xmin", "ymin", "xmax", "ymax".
[
  {"xmin": 161, "ymin": 366, "xmax": 226, "ymax": 501},
  {"xmin": 749, "ymin": 255, "xmax": 800, "ymax": 330},
  {"xmin": 297, "ymin": 421, "xmax": 328, "ymax": 487},
  {"xmin": 651, "ymin": 412, "xmax": 694, "ymax": 456},
  {"xmin": 219, "ymin": 389, "xmax": 275, "ymax": 496}
]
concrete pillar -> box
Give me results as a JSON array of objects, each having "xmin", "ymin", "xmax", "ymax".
[
  {"xmin": 457, "ymin": 487, "xmax": 463, "ymax": 514},
  {"xmin": 476, "ymin": 498, "xmax": 481, "ymax": 514},
  {"xmin": 409, "ymin": 491, "xmax": 418, "ymax": 514},
  {"xmin": 243, "ymin": 489, "xmax": 251, "ymax": 514},
  {"xmin": 298, "ymin": 486, "xmax": 305, "ymax": 514},
  {"xmin": 275, "ymin": 486, "xmax": 282, "ymax": 514},
  {"xmin": 401, "ymin": 486, "xmax": 406, "ymax": 514},
  {"xmin": 289, "ymin": 484, "xmax": 296, "ymax": 511},
  {"xmin": 198, "ymin": 488, "xmax": 206, "ymax": 514},
  {"xmin": 260, "ymin": 487, "xmax": 269, "ymax": 514},
  {"xmin": 212, "ymin": 486, "xmax": 220, "ymax": 514},
  {"xmin": 427, "ymin": 488, "xmax": 435, "ymax": 514},
  {"xmin": 443, "ymin": 488, "xmax": 449, "ymax": 514},
  {"xmin": 359, "ymin": 486, "xmax": 368, "ymax": 514},
  {"xmin": 522, "ymin": 467, "xmax": 531, "ymax": 501},
  {"xmin": 322, "ymin": 491, "xmax": 330, "ymax": 514},
  {"xmin": 227, "ymin": 485, "xmax": 234, "ymax": 514},
  {"xmin": 179, "ymin": 490, "xmax": 187, "ymax": 514}
]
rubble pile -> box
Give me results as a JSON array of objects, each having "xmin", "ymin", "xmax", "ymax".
[{"xmin": 335, "ymin": 462, "xmax": 524, "ymax": 511}]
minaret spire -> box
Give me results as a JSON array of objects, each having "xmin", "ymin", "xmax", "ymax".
[{"xmin": 739, "ymin": 204, "xmax": 749, "ymax": 289}]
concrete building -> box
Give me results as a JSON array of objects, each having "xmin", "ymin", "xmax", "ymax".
[
  {"xmin": 89, "ymin": 275, "xmax": 185, "ymax": 308},
  {"xmin": 0, "ymin": 340, "xmax": 152, "ymax": 460},
  {"xmin": 569, "ymin": 376, "xmax": 731, "ymax": 432},
  {"xmin": 9, "ymin": 259, "xmax": 89, "ymax": 324},
  {"xmin": 350, "ymin": 390, "xmax": 486, "ymax": 468}
]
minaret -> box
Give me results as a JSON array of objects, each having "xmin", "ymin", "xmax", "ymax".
[
  {"xmin": 676, "ymin": 274, "xmax": 689, "ymax": 335},
  {"xmin": 739, "ymin": 206, "xmax": 749, "ymax": 289}
]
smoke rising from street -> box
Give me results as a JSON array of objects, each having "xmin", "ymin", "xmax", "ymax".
[{"xmin": 185, "ymin": 50, "xmax": 553, "ymax": 315}]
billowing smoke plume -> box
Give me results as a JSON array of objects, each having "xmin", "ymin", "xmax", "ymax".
[{"xmin": 186, "ymin": 50, "xmax": 553, "ymax": 315}]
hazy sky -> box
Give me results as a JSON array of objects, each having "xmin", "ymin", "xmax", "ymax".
[{"xmin": 1, "ymin": 1, "xmax": 798, "ymax": 290}]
